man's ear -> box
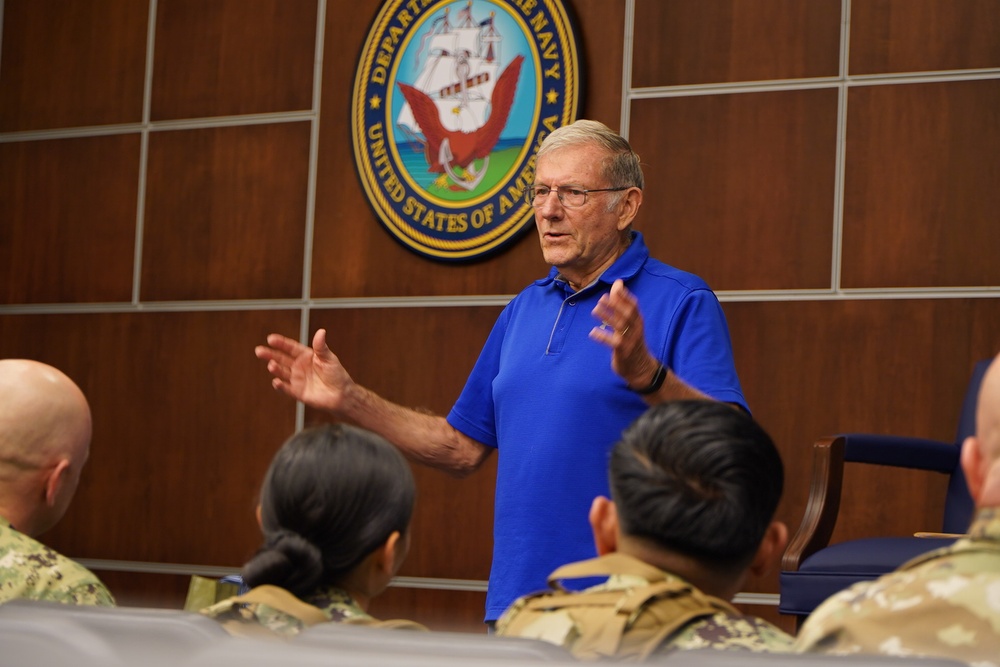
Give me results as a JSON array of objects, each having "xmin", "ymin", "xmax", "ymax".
[
  {"xmin": 961, "ymin": 435, "xmax": 985, "ymax": 503},
  {"xmin": 589, "ymin": 496, "xmax": 619, "ymax": 556},
  {"xmin": 616, "ymin": 188, "xmax": 643, "ymax": 231},
  {"xmin": 748, "ymin": 521, "xmax": 789, "ymax": 578},
  {"xmin": 43, "ymin": 459, "xmax": 71, "ymax": 508}
]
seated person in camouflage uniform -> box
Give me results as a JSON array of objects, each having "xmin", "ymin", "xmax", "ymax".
[
  {"xmin": 796, "ymin": 353, "xmax": 1000, "ymax": 663},
  {"xmin": 496, "ymin": 400, "xmax": 792, "ymax": 658},
  {"xmin": 0, "ymin": 359, "xmax": 115, "ymax": 606},
  {"xmin": 201, "ymin": 423, "xmax": 424, "ymax": 636}
]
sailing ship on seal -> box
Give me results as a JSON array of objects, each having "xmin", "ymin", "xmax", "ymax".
[{"xmin": 396, "ymin": 2, "xmax": 523, "ymax": 191}]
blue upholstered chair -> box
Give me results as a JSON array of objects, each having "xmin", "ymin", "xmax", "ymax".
[{"xmin": 778, "ymin": 359, "xmax": 991, "ymax": 625}]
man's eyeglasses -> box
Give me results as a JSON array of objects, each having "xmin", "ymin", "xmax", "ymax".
[{"xmin": 525, "ymin": 185, "xmax": 629, "ymax": 208}]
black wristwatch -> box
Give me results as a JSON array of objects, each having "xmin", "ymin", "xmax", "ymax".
[{"xmin": 632, "ymin": 363, "xmax": 667, "ymax": 395}]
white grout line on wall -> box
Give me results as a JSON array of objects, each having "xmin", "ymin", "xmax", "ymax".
[
  {"xmin": 830, "ymin": 0, "xmax": 852, "ymax": 292},
  {"xmin": 292, "ymin": 0, "xmax": 329, "ymax": 433},
  {"xmin": 628, "ymin": 68, "xmax": 1000, "ymax": 100},
  {"xmin": 844, "ymin": 68, "xmax": 1000, "ymax": 86},
  {"xmin": 0, "ymin": 112, "xmax": 318, "ymax": 145},
  {"xmin": 716, "ymin": 287, "xmax": 1000, "ymax": 302},
  {"xmin": 618, "ymin": 0, "xmax": 636, "ymax": 138},
  {"xmin": 301, "ymin": 0, "xmax": 326, "ymax": 311},
  {"xmin": 2, "ymin": 287, "xmax": 998, "ymax": 318},
  {"xmin": 73, "ymin": 557, "xmax": 782, "ymax": 604},
  {"xmin": 75, "ymin": 558, "xmax": 489, "ymax": 592},
  {"xmin": 146, "ymin": 111, "xmax": 316, "ymax": 130},
  {"xmin": 131, "ymin": 0, "xmax": 158, "ymax": 305},
  {"xmin": 630, "ymin": 77, "xmax": 844, "ymax": 99}
]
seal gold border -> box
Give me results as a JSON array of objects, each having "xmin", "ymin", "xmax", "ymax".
[{"xmin": 351, "ymin": 0, "xmax": 582, "ymax": 262}]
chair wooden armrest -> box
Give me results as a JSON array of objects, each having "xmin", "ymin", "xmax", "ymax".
[{"xmin": 781, "ymin": 436, "xmax": 845, "ymax": 571}]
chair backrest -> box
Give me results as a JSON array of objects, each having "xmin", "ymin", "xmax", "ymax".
[
  {"xmin": 0, "ymin": 616, "xmax": 124, "ymax": 667},
  {"xmin": 297, "ymin": 621, "xmax": 573, "ymax": 661},
  {"xmin": 942, "ymin": 359, "xmax": 992, "ymax": 533},
  {"xmin": 0, "ymin": 599, "xmax": 229, "ymax": 663},
  {"xmin": 188, "ymin": 633, "xmax": 580, "ymax": 667}
]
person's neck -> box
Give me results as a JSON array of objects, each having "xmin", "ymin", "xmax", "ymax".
[
  {"xmin": 561, "ymin": 237, "xmax": 632, "ymax": 292},
  {"xmin": 0, "ymin": 503, "xmax": 33, "ymax": 536},
  {"xmin": 333, "ymin": 570, "xmax": 375, "ymax": 612},
  {"xmin": 616, "ymin": 536, "xmax": 741, "ymax": 601}
]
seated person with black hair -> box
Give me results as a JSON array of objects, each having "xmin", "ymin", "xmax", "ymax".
[
  {"xmin": 201, "ymin": 423, "xmax": 424, "ymax": 636},
  {"xmin": 496, "ymin": 400, "xmax": 792, "ymax": 659}
]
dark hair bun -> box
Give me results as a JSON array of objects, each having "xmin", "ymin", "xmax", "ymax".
[{"xmin": 242, "ymin": 529, "xmax": 323, "ymax": 594}]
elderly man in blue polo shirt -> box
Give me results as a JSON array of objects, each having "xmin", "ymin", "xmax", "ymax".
[{"xmin": 256, "ymin": 119, "xmax": 746, "ymax": 624}]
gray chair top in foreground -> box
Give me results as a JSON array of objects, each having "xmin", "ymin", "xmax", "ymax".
[
  {"xmin": 187, "ymin": 633, "xmax": 581, "ymax": 667},
  {"xmin": 0, "ymin": 615, "xmax": 125, "ymax": 667},
  {"xmin": 0, "ymin": 599, "xmax": 229, "ymax": 664},
  {"xmin": 298, "ymin": 620, "xmax": 575, "ymax": 661}
]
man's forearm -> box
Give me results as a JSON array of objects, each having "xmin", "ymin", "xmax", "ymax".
[{"xmin": 339, "ymin": 383, "xmax": 491, "ymax": 477}]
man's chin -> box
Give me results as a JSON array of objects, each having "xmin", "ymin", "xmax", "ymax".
[{"xmin": 541, "ymin": 244, "xmax": 575, "ymax": 268}]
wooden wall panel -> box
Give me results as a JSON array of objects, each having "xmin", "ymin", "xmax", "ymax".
[
  {"xmin": 141, "ymin": 122, "xmax": 311, "ymax": 301},
  {"xmin": 151, "ymin": 0, "xmax": 317, "ymax": 120},
  {"xmin": 628, "ymin": 88, "xmax": 839, "ymax": 291},
  {"xmin": 0, "ymin": 134, "xmax": 140, "ymax": 304},
  {"xmin": 370, "ymin": 587, "xmax": 488, "ymax": 633},
  {"xmin": 726, "ymin": 297, "xmax": 1000, "ymax": 598},
  {"xmin": 850, "ymin": 0, "xmax": 1000, "ymax": 75},
  {"xmin": 632, "ymin": 0, "xmax": 841, "ymax": 87},
  {"xmin": 842, "ymin": 79, "xmax": 1000, "ymax": 288},
  {"xmin": 0, "ymin": 310, "xmax": 300, "ymax": 566},
  {"xmin": 89, "ymin": 571, "xmax": 193, "ymax": 610},
  {"xmin": 569, "ymin": 0, "xmax": 625, "ymax": 124},
  {"xmin": 0, "ymin": 0, "xmax": 148, "ymax": 132},
  {"xmin": 303, "ymin": 306, "xmax": 501, "ymax": 581},
  {"xmin": 673, "ymin": 292, "xmax": 1000, "ymax": 642}
]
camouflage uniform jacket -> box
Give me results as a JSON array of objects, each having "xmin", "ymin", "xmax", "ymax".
[
  {"xmin": 496, "ymin": 553, "xmax": 793, "ymax": 658},
  {"xmin": 0, "ymin": 515, "xmax": 115, "ymax": 606},
  {"xmin": 200, "ymin": 584, "xmax": 424, "ymax": 637},
  {"xmin": 795, "ymin": 507, "xmax": 1000, "ymax": 666}
]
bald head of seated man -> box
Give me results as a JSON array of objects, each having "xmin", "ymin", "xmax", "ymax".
[{"xmin": 0, "ymin": 359, "xmax": 114, "ymax": 606}]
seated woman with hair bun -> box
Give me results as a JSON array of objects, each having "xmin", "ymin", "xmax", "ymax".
[{"xmin": 201, "ymin": 423, "xmax": 425, "ymax": 636}]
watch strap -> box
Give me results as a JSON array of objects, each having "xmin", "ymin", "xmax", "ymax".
[{"xmin": 633, "ymin": 363, "xmax": 667, "ymax": 395}]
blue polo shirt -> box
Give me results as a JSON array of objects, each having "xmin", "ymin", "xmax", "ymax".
[{"xmin": 446, "ymin": 232, "xmax": 746, "ymax": 621}]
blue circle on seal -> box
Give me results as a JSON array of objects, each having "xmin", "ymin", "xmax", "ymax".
[{"xmin": 352, "ymin": 0, "xmax": 582, "ymax": 262}]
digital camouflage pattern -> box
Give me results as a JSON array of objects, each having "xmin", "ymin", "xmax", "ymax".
[
  {"xmin": 665, "ymin": 612, "xmax": 795, "ymax": 653},
  {"xmin": 796, "ymin": 507, "xmax": 1000, "ymax": 666},
  {"xmin": 0, "ymin": 517, "xmax": 115, "ymax": 606},
  {"xmin": 496, "ymin": 553, "xmax": 793, "ymax": 659},
  {"xmin": 201, "ymin": 584, "xmax": 373, "ymax": 637},
  {"xmin": 201, "ymin": 584, "xmax": 425, "ymax": 637}
]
